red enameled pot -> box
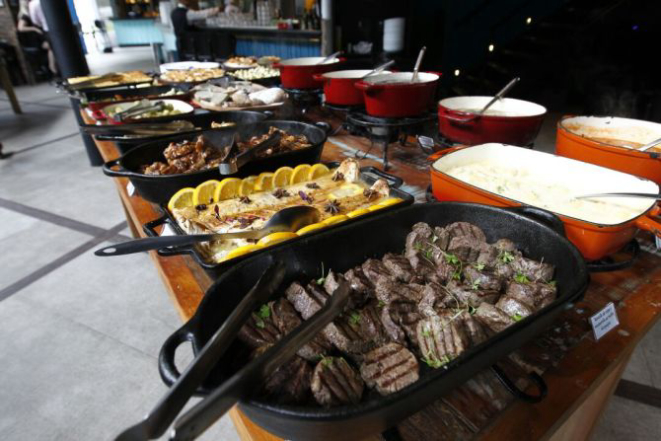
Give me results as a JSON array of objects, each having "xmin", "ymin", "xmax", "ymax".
[
  {"xmin": 354, "ymin": 72, "xmax": 441, "ymax": 118},
  {"xmin": 274, "ymin": 57, "xmax": 344, "ymax": 89},
  {"xmin": 313, "ymin": 70, "xmax": 392, "ymax": 106}
]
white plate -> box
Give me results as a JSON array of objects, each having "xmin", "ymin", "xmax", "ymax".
[
  {"xmin": 159, "ymin": 62, "xmax": 221, "ymax": 73},
  {"xmin": 102, "ymin": 99, "xmax": 195, "ymax": 121}
]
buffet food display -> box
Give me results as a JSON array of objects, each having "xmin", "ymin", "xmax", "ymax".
[
  {"xmin": 101, "ymin": 99, "xmax": 194, "ymax": 123},
  {"xmin": 228, "ymin": 66, "xmax": 281, "ymax": 81},
  {"xmin": 192, "ymin": 82, "xmax": 286, "ymax": 110},
  {"xmin": 160, "ymin": 67, "xmax": 226, "ymax": 84},
  {"xmin": 66, "ymin": 70, "xmax": 153, "ymax": 89},
  {"xmin": 224, "ymin": 56, "xmax": 259, "ymax": 69}
]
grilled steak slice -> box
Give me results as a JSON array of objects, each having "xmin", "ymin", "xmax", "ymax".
[
  {"xmin": 262, "ymin": 354, "xmax": 312, "ymax": 404},
  {"xmin": 445, "ymin": 222, "xmax": 487, "ymax": 242},
  {"xmin": 375, "ymin": 278, "xmax": 425, "ymax": 304},
  {"xmin": 405, "ymin": 222, "xmax": 435, "ymax": 257},
  {"xmin": 311, "ymin": 357, "xmax": 364, "ymax": 406},
  {"xmin": 446, "ymin": 280, "xmax": 500, "ymax": 308},
  {"xmin": 494, "ymin": 238, "xmax": 517, "ymax": 252},
  {"xmin": 270, "ymin": 298, "xmax": 331, "ymax": 361},
  {"xmin": 360, "ymin": 343, "xmax": 420, "ymax": 395},
  {"xmin": 380, "ymin": 300, "xmax": 421, "ymax": 344},
  {"xmin": 447, "ymin": 235, "xmax": 484, "ymax": 263},
  {"xmin": 436, "ymin": 258, "xmax": 457, "ymax": 284},
  {"xmin": 537, "ymin": 283, "xmax": 556, "ymax": 309},
  {"xmin": 474, "ymin": 303, "xmax": 515, "ymax": 334},
  {"xmin": 511, "ymin": 257, "xmax": 555, "ymax": 283},
  {"xmin": 362, "ymin": 258, "xmax": 392, "ymax": 286},
  {"xmin": 418, "ymin": 282, "xmax": 456, "ymax": 317},
  {"xmin": 344, "ymin": 267, "xmax": 374, "ymax": 296},
  {"xmin": 433, "ymin": 226, "xmax": 452, "ymax": 250},
  {"xmin": 476, "ymin": 244, "xmax": 500, "ymax": 268},
  {"xmin": 407, "ymin": 252, "xmax": 441, "ymax": 284},
  {"xmin": 383, "ymin": 253, "xmax": 418, "ymax": 283},
  {"xmin": 416, "ymin": 315, "xmax": 455, "ymax": 367},
  {"xmin": 237, "ymin": 308, "xmax": 280, "ymax": 348},
  {"xmin": 496, "ymin": 295, "xmax": 534, "ymax": 319},
  {"xmin": 286, "ymin": 281, "xmax": 329, "ymax": 320},
  {"xmin": 324, "ymin": 270, "xmax": 367, "ymax": 310},
  {"xmin": 458, "ymin": 311, "xmax": 488, "ymax": 346},
  {"xmin": 330, "ymin": 302, "xmax": 389, "ymax": 354},
  {"xmin": 505, "ymin": 282, "xmax": 538, "ymax": 308},
  {"xmin": 494, "ymin": 262, "xmax": 515, "ymax": 280},
  {"xmin": 463, "ymin": 265, "xmax": 504, "ymax": 292}
]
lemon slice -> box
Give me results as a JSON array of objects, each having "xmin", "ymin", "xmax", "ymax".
[
  {"xmin": 347, "ymin": 208, "xmax": 370, "ymax": 218},
  {"xmin": 322, "ymin": 215, "xmax": 348, "ymax": 226},
  {"xmin": 291, "ymin": 164, "xmax": 312, "ymax": 184},
  {"xmin": 257, "ymin": 232, "xmax": 298, "ymax": 247},
  {"xmin": 214, "ymin": 178, "xmax": 242, "ymax": 201},
  {"xmin": 223, "ymin": 244, "xmax": 262, "ymax": 262},
  {"xmin": 273, "ymin": 166, "xmax": 294, "ymax": 188},
  {"xmin": 193, "ymin": 180, "xmax": 220, "ymax": 206},
  {"xmin": 255, "ymin": 172, "xmax": 274, "ymax": 192},
  {"xmin": 308, "ymin": 163, "xmax": 330, "ymax": 180},
  {"xmin": 168, "ymin": 187, "xmax": 196, "ymax": 212},
  {"xmin": 238, "ymin": 176, "xmax": 258, "ymax": 196},
  {"xmin": 377, "ymin": 197, "xmax": 403, "ymax": 207},
  {"xmin": 296, "ymin": 222, "xmax": 326, "ymax": 235}
]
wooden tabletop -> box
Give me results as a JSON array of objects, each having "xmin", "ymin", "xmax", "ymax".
[{"xmin": 84, "ymin": 105, "xmax": 661, "ymax": 441}]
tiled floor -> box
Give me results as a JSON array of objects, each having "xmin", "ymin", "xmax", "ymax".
[{"xmin": 1, "ymin": 47, "xmax": 659, "ymax": 441}]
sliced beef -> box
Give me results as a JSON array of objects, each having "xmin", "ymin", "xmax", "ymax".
[
  {"xmin": 237, "ymin": 308, "xmax": 280, "ymax": 348},
  {"xmin": 494, "ymin": 238, "xmax": 517, "ymax": 252},
  {"xmin": 360, "ymin": 343, "xmax": 420, "ymax": 395},
  {"xmin": 433, "ymin": 226, "xmax": 452, "ymax": 250},
  {"xmin": 407, "ymin": 252, "xmax": 441, "ymax": 284},
  {"xmin": 447, "ymin": 235, "xmax": 484, "ymax": 263},
  {"xmin": 537, "ymin": 283, "xmax": 557, "ymax": 309},
  {"xmin": 286, "ymin": 282, "xmax": 329, "ymax": 320},
  {"xmin": 445, "ymin": 222, "xmax": 487, "ymax": 242},
  {"xmin": 380, "ymin": 300, "xmax": 421, "ymax": 344},
  {"xmin": 496, "ymin": 295, "xmax": 534, "ymax": 319},
  {"xmin": 506, "ymin": 281, "xmax": 557, "ymax": 311},
  {"xmin": 463, "ymin": 265, "xmax": 504, "ymax": 292},
  {"xmin": 324, "ymin": 270, "xmax": 367, "ymax": 310},
  {"xmin": 511, "ymin": 257, "xmax": 555, "ymax": 282},
  {"xmin": 262, "ymin": 355, "xmax": 312, "ymax": 404},
  {"xmin": 311, "ymin": 357, "xmax": 364, "ymax": 406},
  {"xmin": 418, "ymin": 282, "xmax": 456, "ymax": 317},
  {"xmin": 405, "ymin": 222, "xmax": 434, "ymax": 257},
  {"xmin": 383, "ymin": 253, "xmax": 418, "ymax": 283},
  {"xmin": 361, "ymin": 258, "xmax": 392, "ymax": 286},
  {"xmin": 416, "ymin": 312, "xmax": 469, "ymax": 367},
  {"xmin": 458, "ymin": 311, "xmax": 488, "ymax": 346},
  {"xmin": 343, "ymin": 267, "xmax": 374, "ymax": 296},
  {"xmin": 476, "ymin": 244, "xmax": 500, "ymax": 268},
  {"xmin": 270, "ymin": 298, "xmax": 331, "ymax": 361},
  {"xmin": 436, "ymin": 258, "xmax": 457, "ymax": 284},
  {"xmin": 375, "ymin": 278, "xmax": 425, "ymax": 304},
  {"xmin": 474, "ymin": 303, "xmax": 515, "ymax": 334},
  {"xmin": 494, "ymin": 262, "xmax": 515, "ymax": 280},
  {"xmin": 445, "ymin": 280, "xmax": 500, "ymax": 308}
]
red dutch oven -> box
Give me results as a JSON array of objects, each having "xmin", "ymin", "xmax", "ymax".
[
  {"xmin": 313, "ymin": 70, "xmax": 392, "ymax": 106},
  {"xmin": 438, "ymin": 96, "xmax": 546, "ymax": 146},
  {"xmin": 273, "ymin": 57, "xmax": 344, "ymax": 89},
  {"xmin": 354, "ymin": 72, "xmax": 441, "ymax": 118}
]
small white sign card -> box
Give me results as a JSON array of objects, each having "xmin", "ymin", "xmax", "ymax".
[
  {"xmin": 127, "ymin": 182, "xmax": 136, "ymax": 197},
  {"xmin": 589, "ymin": 302, "xmax": 619, "ymax": 341}
]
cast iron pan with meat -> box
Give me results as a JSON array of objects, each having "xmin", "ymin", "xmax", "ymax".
[{"xmin": 158, "ymin": 202, "xmax": 588, "ymax": 441}]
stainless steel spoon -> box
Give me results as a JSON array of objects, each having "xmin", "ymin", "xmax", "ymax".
[
  {"xmin": 639, "ymin": 137, "xmax": 661, "ymax": 152},
  {"xmin": 411, "ymin": 46, "xmax": 427, "ymax": 82},
  {"xmin": 317, "ymin": 51, "xmax": 342, "ymax": 64},
  {"xmin": 477, "ymin": 77, "xmax": 520, "ymax": 116},
  {"xmin": 362, "ymin": 60, "xmax": 395, "ymax": 78},
  {"xmin": 94, "ymin": 205, "xmax": 321, "ymax": 257},
  {"xmin": 574, "ymin": 192, "xmax": 661, "ymax": 200}
]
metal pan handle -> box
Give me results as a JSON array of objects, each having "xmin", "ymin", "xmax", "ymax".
[
  {"xmin": 426, "ymin": 145, "xmax": 469, "ymax": 161},
  {"xmin": 491, "ymin": 364, "xmax": 547, "ymax": 404},
  {"xmin": 102, "ymin": 158, "xmax": 137, "ymax": 178},
  {"xmin": 159, "ymin": 324, "xmax": 196, "ymax": 387},
  {"xmin": 143, "ymin": 215, "xmax": 195, "ymax": 257},
  {"xmin": 314, "ymin": 121, "xmax": 332, "ymax": 135},
  {"xmin": 507, "ymin": 206, "xmax": 566, "ymax": 237},
  {"xmin": 362, "ymin": 166, "xmax": 404, "ymax": 188}
]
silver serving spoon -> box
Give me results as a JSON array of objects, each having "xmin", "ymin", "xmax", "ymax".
[
  {"xmin": 411, "ymin": 46, "xmax": 427, "ymax": 82},
  {"xmin": 317, "ymin": 51, "xmax": 342, "ymax": 65},
  {"xmin": 573, "ymin": 192, "xmax": 661, "ymax": 201},
  {"xmin": 362, "ymin": 60, "xmax": 395, "ymax": 78},
  {"xmin": 639, "ymin": 137, "xmax": 661, "ymax": 152},
  {"xmin": 477, "ymin": 77, "xmax": 520, "ymax": 116},
  {"xmin": 94, "ymin": 205, "xmax": 320, "ymax": 257}
]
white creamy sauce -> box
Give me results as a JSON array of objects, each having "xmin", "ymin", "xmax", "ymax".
[{"xmin": 445, "ymin": 162, "xmax": 646, "ymax": 225}]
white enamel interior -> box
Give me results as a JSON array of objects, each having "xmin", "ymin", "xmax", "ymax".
[
  {"xmin": 363, "ymin": 72, "xmax": 439, "ymax": 85},
  {"xmin": 279, "ymin": 57, "xmax": 340, "ymax": 66},
  {"xmin": 322, "ymin": 70, "xmax": 392, "ymax": 79},
  {"xmin": 104, "ymin": 99, "xmax": 195, "ymax": 116},
  {"xmin": 561, "ymin": 116, "xmax": 661, "ymax": 147},
  {"xmin": 439, "ymin": 96, "xmax": 546, "ymax": 117},
  {"xmin": 432, "ymin": 143, "xmax": 658, "ymax": 225}
]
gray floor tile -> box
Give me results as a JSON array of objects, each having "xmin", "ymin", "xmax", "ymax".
[
  {"xmin": 11, "ymin": 82, "xmax": 62, "ymax": 102},
  {"xmin": 621, "ymin": 344, "xmax": 655, "ymax": 387},
  {"xmin": 590, "ymin": 396, "xmax": 661, "ymax": 441},
  {"xmin": 17, "ymin": 240, "xmax": 180, "ymax": 358},
  {"xmin": 0, "ymin": 208, "xmax": 90, "ymax": 290},
  {"xmin": 638, "ymin": 321, "xmax": 661, "ymax": 389},
  {"xmin": 0, "ymin": 103, "xmax": 79, "ymax": 153},
  {"xmin": 87, "ymin": 46, "xmax": 157, "ymax": 75},
  {"xmin": 0, "ymin": 138, "xmax": 126, "ymax": 229}
]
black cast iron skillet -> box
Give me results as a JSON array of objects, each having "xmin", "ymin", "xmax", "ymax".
[
  {"xmin": 92, "ymin": 111, "xmax": 272, "ymax": 154},
  {"xmin": 102, "ymin": 120, "xmax": 332, "ymax": 204},
  {"xmin": 158, "ymin": 202, "xmax": 589, "ymax": 441},
  {"xmin": 142, "ymin": 164, "xmax": 413, "ymax": 276}
]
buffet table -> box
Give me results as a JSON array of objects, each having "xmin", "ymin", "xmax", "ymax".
[{"xmin": 83, "ymin": 108, "xmax": 661, "ymax": 440}]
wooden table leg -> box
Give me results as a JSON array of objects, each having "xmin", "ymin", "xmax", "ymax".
[{"xmin": 0, "ymin": 59, "xmax": 22, "ymax": 115}]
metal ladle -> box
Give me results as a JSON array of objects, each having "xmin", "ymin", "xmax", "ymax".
[
  {"xmin": 476, "ymin": 77, "xmax": 520, "ymax": 116},
  {"xmin": 94, "ymin": 205, "xmax": 321, "ymax": 256},
  {"xmin": 411, "ymin": 46, "xmax": 427, "ymax": 82}
]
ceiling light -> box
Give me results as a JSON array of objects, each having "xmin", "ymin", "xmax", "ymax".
[
  {"xmin": 526, "ymin": 17, "xmax": 532, "ymax": 25},
  {"xmin": 488, "ymin": 44, "xmax": 495, "ymax": 52},
  {"xmin": 454, "ymin": 69, "xmax": 460, "ymax": 76}
]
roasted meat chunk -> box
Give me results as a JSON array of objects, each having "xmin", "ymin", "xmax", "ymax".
[
  {"xmin": 458, "ymin": 311, "xmax": 488, "ymax": 346},
  {"xmin": 445, "ymin": 222, "xmax": 487, "ymax": 242},
  {"xmin": 270, "ymin": 298, "xmax": 331, "ymax": 361},
  {"xmin": 496, "ymin": 295, "xmax": 534, "ymax": 319},
  {"xmin": 360, "ymin": 343, "xmax": 420, "ymax": 395},
  {"xmin": 324, "ymin": 270, "xmax": 368, "ymax": 309},
  {"xmin": 474, "ymin": 303, "xmax": 515, "ymax": 334},
  {"xmin": 343, "ymin": 267, "xmax": 375, "ymax": 296},
  {"xmin": 361, "ymin": 258, "xmax": 392, "ymax": 286},
  {"xmin": 506, "ymin": 281, "xmax": 556, "ymax": 311},
  {"xmin": 512, "ymin": 257, "xmax": 555, "ymax": 283},
  {"xmin": 418, "ymin": 282, "xmax": 455, "ymax": 317},
  {"xmin": 380, "ymin": 300, "xmax": 421, "ymax": 344},
  {"xmin": 237, "ymin": 307, "xmax": 280, "ymax": 348},
  {"xmin": 416, "ymin": 313, "xmax": 470, "ymax": 367},
  {"xmin": 262, "ymin": 354, "xmax": 312, "ymax": 404},
  {"xmin": 383, "ymin": 253, "xmax": 418, "ymax": 283},
  {"xmin": 286, "ymin": 281, "xmax": 330, "ymax": 320},
  {"xmin": 463, "ymin": 265, "xmax": 504, "ymax": 292},
  {"xmin": 445, "ymin": 280, "xmax": 500, "ymax": 308},
  {"xmin": 407, "ymin": 252, "xmax": 441, "ymax": 284},
  {"xmin": 375, "ymin": 278, "xmax": 425, "ymax": 304},
  {"xmin": 311, "ymin": 357, "xmax": 364, "ymax": 406}
]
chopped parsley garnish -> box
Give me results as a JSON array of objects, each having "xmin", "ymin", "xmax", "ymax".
[
  {"xmin": 257, "ymin": 304, "xmax": 271, "ymax": 319},
  {"xmin": 317, "ymin": 262, "xmax": 326, "ymax": 285},
  {"xmin": 547, "ymin": 280, "xmax": 557, "ymax": 287},
  {"xmin": 468, "ymin": 305, "xmax": 477, "ymax": 315},
  {"xmin": 445, "ymin": 253, "xmax": 460, "ymax": 265},
  {"xmin": 349, "ymin": 312, "xmax": 361, "ymax": 325},
  {"xmin": 321, "ymin": 356, "xmax": 333, "ymax": 367},
  {"xmin": 421, "ymin": 328, "xmax": 431, "ymax": 338},
  {"xmin": 255, "ymin": 315, "xmax": 265, "ymax": 329},
  {"xmin": 499, "ymin": 250, "xmax": 515, "ymax": 263},
  {"xmin": 512, "ymin": 314, "xmax": 523, "ymax": 322},
  {"xmin": 470, "ymin": 279, "xmax": 481, "ymax": 290},
  {"xmin": 377, "ymin": 300, "xmax": 386, "ymax": 308},
  {"xmin": 514, "ymin": 273, "xmax": 530, "ymax": 284},
  {"xmin": 452, "ymin": 271, "xmax": 461, "ymax": 281},
  {"xmin": 475, "ymin": 263, "xmax": 485, "ymax": 271},
  {"xmin": 422, "ymin": 352, "xmax": 451, "ymax": 369}
]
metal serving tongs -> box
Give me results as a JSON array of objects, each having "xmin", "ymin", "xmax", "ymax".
[
  {"xmin": 115, "ymin": 99, "xmax": 166, "ymax": 122},
  {"xmin": 218, "ymin": 131, "xmax": 282, "ymax": 175},
  {"xmin": 81, "ymin": 120, "xmax": 198, "ymax": 137},
  {"xmin": 169, "ymin": 279, "xmax": 352, "ymax": 441},
  {"xmin": 114, "ymin": 262, "xmax": 286, "ymax": 441},
  {"xmin": 574, "ymin": 192, "xmax": 661, "ymax": 201}
]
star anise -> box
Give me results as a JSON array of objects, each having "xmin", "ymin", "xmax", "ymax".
[
  {"xmin": 237, "ymin": 216, "xmax": 257, "ymax": 229},
  {"xmin": 363, "ymin": 189, "xmax": 379, "ymax": 201},
  {"xmin": 298, "ymin": 190, "xmax": 314, "ymax": 204},
  {"xmin": 195, "ymin": 204, "xmax": 207, "ymax": 211},
  {"xmin": 272, "ymin": 188, "xmax": 290, "ymax": 199},
  {"xmin": 306, "ymin": 182, "xmax": 320, "ymax": 190},
  {"xmin": 324, "ymin": 200, "xmax": 341, "ymax": 215},
  {"xmin": 239, "ymin": 196, "xmax": 252, "ymax": 204},
  {"xmin": 332, "ymin": 172, "xmax": 344, "ymax": 182}
]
